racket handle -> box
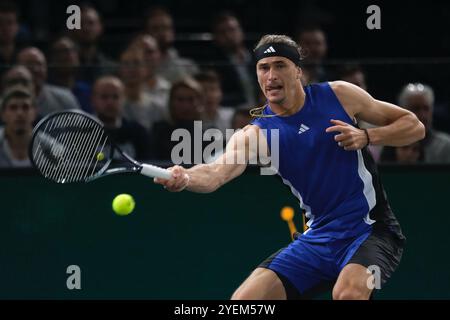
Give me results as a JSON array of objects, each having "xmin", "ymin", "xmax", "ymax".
[{"xmin": 140, "ymin": 163, "xmax": 172, "ymax": 179}]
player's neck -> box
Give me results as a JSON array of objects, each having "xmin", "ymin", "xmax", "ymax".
[{"xmin": 269, "ymin": 86, "xmax": 306, "ymax": 116}]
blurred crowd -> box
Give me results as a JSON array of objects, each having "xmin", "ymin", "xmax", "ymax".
[{"xmin": 0, "ymin": 2, "xmax": 449, "ymax": 169}]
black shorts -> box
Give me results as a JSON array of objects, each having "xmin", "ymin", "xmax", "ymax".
[
  {"xmin": 258, "ymin": 224, "xmax": 405, "ymax": 300},
  {"xmin": 348, "ymin": 224, "xmax": 405, "ymax": 290}
]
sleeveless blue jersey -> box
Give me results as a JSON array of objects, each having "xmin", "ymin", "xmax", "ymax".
[{"xmin": 252, "ymin": 82, "xmax": 392, "ymax": 241}]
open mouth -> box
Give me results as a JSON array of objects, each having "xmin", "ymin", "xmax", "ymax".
[{"xmin": 266, "ymin": 85, "xmax": 283, "ymax": 93}]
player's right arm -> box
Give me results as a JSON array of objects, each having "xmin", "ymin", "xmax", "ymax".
[{"xmin": 153, "ymin": 124, "xmax": 267, "ymax": 193}]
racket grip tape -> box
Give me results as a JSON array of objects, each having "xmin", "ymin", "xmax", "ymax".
[{"xmin": 140, "ymin": 163, "xmax": 172, "ymax": 179}]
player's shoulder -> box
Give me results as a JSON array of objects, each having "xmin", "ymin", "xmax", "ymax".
[
  {"xmin": 239, "ymin": 124, "xmax": 261, "ymax": 135},
  {"xmin": 328, "ymin": 80, "xmax": 359, "ymax": 94},
  {"xmin": 306, "ymin": 81, "xmax": 351, "ymax": 97},
  {"xmin": 228, "ymin": 124, "xmax": 265, "ymax": 142},
  {"xmin": 328, "ymin": 80, "xmax": 370, "ymax": 104}
]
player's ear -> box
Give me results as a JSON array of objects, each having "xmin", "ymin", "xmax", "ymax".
[{"xmin": 296, "ymin": 67, "xmax": 302, "ymax": 80}]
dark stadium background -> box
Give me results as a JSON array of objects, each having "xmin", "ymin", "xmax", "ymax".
[
  {"xmin": 2, "ymin": 0, "xmax": 449, "ymax": 300},
  {"xmin": 13, "ymin": 0, "xmax": 450, "ymax": 132}
]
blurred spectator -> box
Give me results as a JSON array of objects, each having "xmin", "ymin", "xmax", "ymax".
[
  {"xmin": 1, "ymin": 64, "xmax": 34, "ymax": 94},
  {"xmin": 0, "ymin": 1, "xmax": 22, "ymax": 77},
  {"xmin": 336, "ymin": 64, "xmax": 367, "ymax": 91},
  {"xmin": 295, "ymin": 26, "xmax": 329, "ymax": 83},
  {"xmin": 150, "ymin": 77, "xmax": 205, "ymax": 160},
  {"xmin": 118, "ymin": 47, "xmax": 165, "ymax": 132},
  {"xmin": 208, "ymin": 11, "xmax": 257, "ymax": 108},
  {"xmin": 399, "ymin": 83, "xmax": 450, "ymax": 163},
  {"xmin": 379, "ymin": 142, "xmax": 424, "ymax": 164},
  {"xmin": 231, "ymin": 108, "xmax": 252, "ymax": 130},
  {"xmin": 49, "ymin": 36, "xmax": 92, "ymax": 113},
  {"xmin": 91, "ymin": 76, "xmax": 151, "ymax": 161},
  {"xmin": 0, "ymin": 86, "xmax": 35, "ymax": 168},
  {"xmin": 17, "ymin": 47, "xmax": 80, "ymax": 116},
  {"xmin": 70, "ymin": 4, "xmax": 116, "ymax": 83},
  {"xmin": 144, "ymin": 6, "xmax": 198, "ymax": 82},
  {"xmin": 194, "ymin": 70, "xmax": 233, "ymax": 134},
  {"xmin": 129, "ymin": 34, "xmax": 171, "ymax": 115}
]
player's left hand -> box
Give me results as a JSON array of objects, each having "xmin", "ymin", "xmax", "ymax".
[{"xmin": 325, "ymin": 119, "xmax": 369, "ymax": 151}]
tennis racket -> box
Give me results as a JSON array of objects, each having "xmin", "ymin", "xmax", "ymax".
[{"xmin": 29, "ymin": 110, "xmax": 172, "ymax": 184}]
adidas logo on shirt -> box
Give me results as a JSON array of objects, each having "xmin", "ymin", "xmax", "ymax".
[
  {"xmin": 264, "ymin": 46, "xmax": 276, "ymax": 54},
  {"xmin": 298, "ymin": 124, "xmax": 310, "ymax": 134}
]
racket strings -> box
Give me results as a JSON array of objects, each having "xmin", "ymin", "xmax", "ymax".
[
  {"xmin": 46, "ymin": 114, "xmax": 80, "ymax": 182},
  {"xmin": 32, "ymin": 113, "xmax": 109, "ymax": 183},
  {"xmin": 35, "ymin": 113, "xmax": 69, "ymax": 178}
]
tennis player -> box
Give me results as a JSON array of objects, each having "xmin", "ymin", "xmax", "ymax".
[{"xmin": 154, "ymin": 35, "xmax": 425, "ymax": 300}]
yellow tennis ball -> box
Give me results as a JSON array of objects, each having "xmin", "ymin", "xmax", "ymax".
[
  {"xmin": 96, "ymin": 152, "xmax": 105, "ymax": 161},
  {"xmin": 281, "ymin": 206, "xmax": 294, "ymax": 221},
  {"xmin": 112, "ymin": 194, "xmax": 135, "ymax": 216}
]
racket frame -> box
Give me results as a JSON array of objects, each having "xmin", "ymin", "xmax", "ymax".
[{"xmin": 29, "ymin": 110, "xmax": 171, "ymax": 183}]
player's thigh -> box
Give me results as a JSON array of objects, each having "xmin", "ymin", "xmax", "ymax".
[
  {"xmin": 231, "ymin": 267, "xmax": 286, "ymax": 300},
  {"xmin": 332, "ymin": 263, "xmax": 372, "ymax": 300},
  {"xmin": 336, "ymin": 225, "xmax": 405, "ymax": 300}
]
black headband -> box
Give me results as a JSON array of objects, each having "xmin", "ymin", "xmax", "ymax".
[{"xmin": 254, "ymin": 43, "xmax": 301, "ymax": 66}]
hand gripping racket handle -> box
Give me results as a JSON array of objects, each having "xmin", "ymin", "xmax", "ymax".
[{"xmin": 140, "ymin": 163, "xmax": 172, "ymax": 180}]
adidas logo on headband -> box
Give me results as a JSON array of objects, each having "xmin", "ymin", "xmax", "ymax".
[
  {"xmin": 263, "ymin": 46, "xmax": 276, "ymax": 54},
  {"xmin": 254, "ymin": 42, "xmax": 301, "ymax": 66}
]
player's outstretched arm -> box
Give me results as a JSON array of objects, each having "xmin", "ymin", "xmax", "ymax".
[
  {"xmin": 154, "ymin": 125, "xmax": 266, "ymax": 193},
  {"xmin": 328, "ymin": 81, "xmax": 426, "ymax": 149}
]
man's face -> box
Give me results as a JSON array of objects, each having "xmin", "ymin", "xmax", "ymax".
[
  {"xmin": 119, "ymin": 51, "xmax": 146, "ymax": 86},
  {"xmin": 51, "ymin": 38, "xmax": 80, "ymax": 70},
  {"xmin": 298, "ymin": 30, "xmax": 327, "ymax": 63},
  {"xmin": 256, "ymin": 56, "xmax": 301, "ymax": 105},
  {"xmin": 214, "ymin": 17, "xmax": 244, "ymax": 51},
  {"xmin": 146, "ymin": 13, "xmax": 174, "ymax": 51},
  {"xmin": 1, "ymin": 97, "xmax": 36, "ymax": 135},
  {"xmin": 199, "ymin": 81, "xmax": 222, "ymax": 110},
  {"xmin": 18, "ymin": 49, "xmax": 47, "ymax": 88},
  {"xmin": 74, "ymin": 8, "xmax": 102, "ymax": 45},
  {"xmin": 171, "ymin": 86, "xmax": 201, "ymax": 122},
  {"xmin": 2, "ymin": 67, "xmax": 34, "ymax": 93},
  {"xmin": 92, "ymin": 82, "xmax": 124, "ymax": 120},
  {"xmin": 404, "ymin": 93, "xmax": 433, "ymax": 131},
  {"xmin": 0, "ymin": 12, "xmax": 18, "ymax": 44},
  {"xmin": 137, "ymin": 37, "xmax": 161, "ymax": 76}
]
